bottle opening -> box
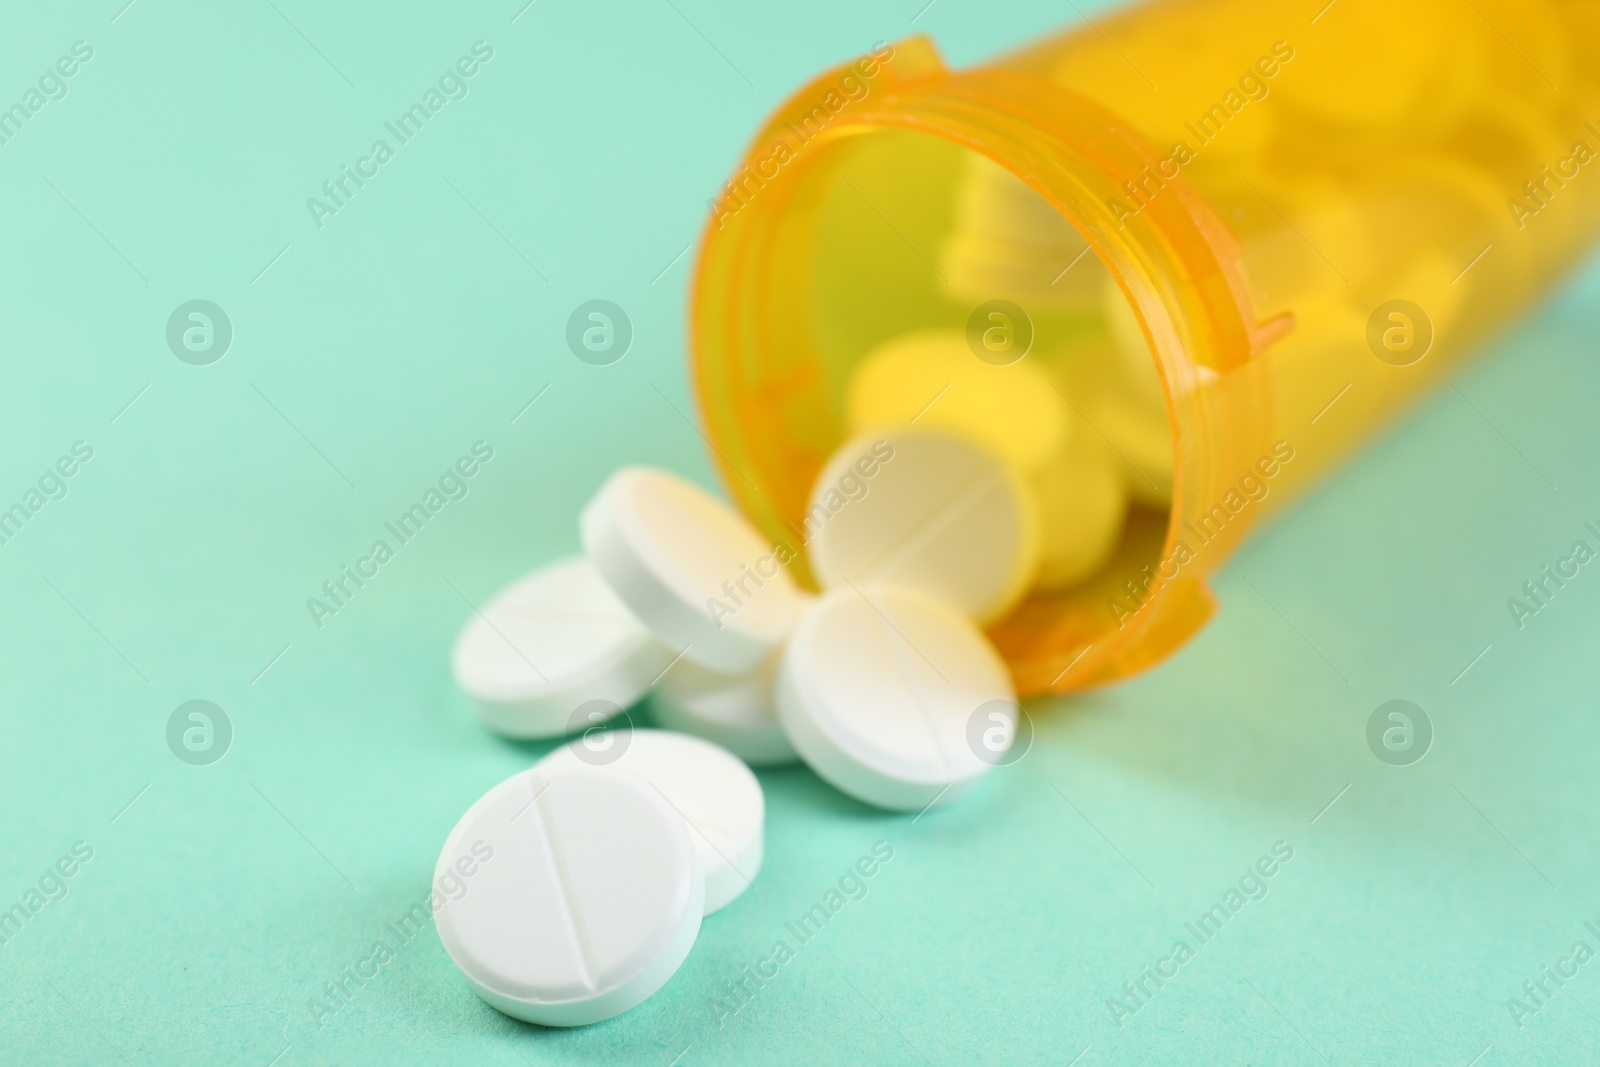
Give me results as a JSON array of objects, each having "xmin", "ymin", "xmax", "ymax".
[
  {"xmin": 811, "ymin": 129, "xmax": 1179, "ymax": 662},
  {"xmin": 694, "ymin": 120, "xmax": 1188, "ymax": 693},
  {"xmin": 695, "ymin": 12, "xmax": 1600, "ymax": 694}
]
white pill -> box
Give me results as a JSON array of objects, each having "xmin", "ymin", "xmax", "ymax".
[
  {"xmin": 651, "ymin": 651, "xmax": 798, "ymax": 767},
  {"xmin": 434, "ymin": 766, "xmax": 703, "ymax": 1027},
  {"xmin": 581, "ymin": 466, "xmax": 800, "ymax": 674},
  {"xmin": 804, "ymin": 428, "xmax": 1039, "ymax": 625},
  {"xmin": 776, "ymin": 585, "xmax": 1017, "ymax": 811},
  {"xmin": 451, "ymin": 557, "xmax": 674, "ymax": 739},
  {"xmin": 538, "ymin": 729, "xmax": 764, "ymax": 914}
]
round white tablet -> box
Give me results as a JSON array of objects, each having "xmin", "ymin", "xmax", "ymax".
[
  {"xmin": 804, "ymin": 428, "xmax": 1040, "ymax": 625},
  {"xmin": 450, "ymin": 557, "xmax": 675, "ymax": 739},
  {"xmin": 581, "ymin": 466, "xmax": 800, "ymax": 674},
  {"xmin": 776, "ymin": 585, "xmax": 1017, "ymax": 811},
  {"xmin": 651, "ymin": 651, "xmax": 798, "ymax": 766},
  {"xmin": 537, "ymin": 729, "xmax": 764, "ymax": 914},
  {"xmin": 433, "ymin": 766, "xmax": 704, "ymax": 1027}
]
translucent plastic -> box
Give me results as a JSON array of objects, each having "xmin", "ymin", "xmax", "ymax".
[{"xmin": 690, "ymin": 0, "xmax": 1600, "ymax": 695}]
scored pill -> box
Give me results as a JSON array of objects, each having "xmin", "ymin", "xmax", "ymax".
[
  {"xmin": 804, "ymin": 427, "xmax": 1039, "ymax": 625},
  {"xmin": 537, "ymin": 728, "xmax": 765, "ymax": 914},
  {"xmin": 776, "ymin": 585, "xmax": 1018, "ymax": 811},
  {"xmin": 433, "ymin": 766, "xmax": 704, "ymax": 1027}
]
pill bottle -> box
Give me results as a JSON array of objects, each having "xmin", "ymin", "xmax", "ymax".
[{"xmin": 689, "ymin": 0, "xmax": 1600, "ymax": 695}]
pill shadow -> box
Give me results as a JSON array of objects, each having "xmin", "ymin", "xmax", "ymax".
[
  {"xmin": 759, "ymin": 760, "xmax": 896, "ymax": 822},
  {"xmin": 483, "ymin": 732, "xmax": 572, "ymax": 765},
  {"xmin": 331, "ymin": 863, "xmax": 709, "ymax": 1051},
  {"xmin": 476, "ymin": 700, "xmax": 660, "ymax": 767},
  {"xmin": 1027, "ymin": 654, "xmax": 1355, "ymax": 821}
]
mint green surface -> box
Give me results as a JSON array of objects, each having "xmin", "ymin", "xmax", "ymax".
[{"xmin": 4, "ymin": 2, "xmax": 1600, "ymax": 1064}]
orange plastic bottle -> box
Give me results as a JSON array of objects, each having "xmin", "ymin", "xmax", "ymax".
[{"xmin": 690, "ymin": 0, "xmax": 1600, "ymax": 695}]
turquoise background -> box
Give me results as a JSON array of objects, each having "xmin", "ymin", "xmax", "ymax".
[{"xmin": 3, "ymin": 0, "xmax": 1600, "ymax": 1063}]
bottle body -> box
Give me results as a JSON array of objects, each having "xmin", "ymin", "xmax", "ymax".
[
  {"xmin": 690, "ymin": 0, "xmax": 1600, "ymax": 694},
  {"xmin": 1003, "ymin": 0, "xmax": 1599, "ymax": 506}
]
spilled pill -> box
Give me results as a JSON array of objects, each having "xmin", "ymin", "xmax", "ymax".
[
  {"xmin": 582, "ymin": 466, "xmax": 800, "ymax": 674},
  {"xmin": 537, "ymin": 728, "xmax": 764, "ymax": 914},
  {"xmin": 450, "ymin": 557, "xmax": 674, "ymax": 739},
  {"xmin": 651, "ymin": 649, "xmax": 799, "ymax": 767},
  {"xmin": 434, "ymin": 766, "xmax": 704, "ymax": 1027},
  {"xmin": 776, "ymin": 585, "xmax": 1017, "ymax": 811}
]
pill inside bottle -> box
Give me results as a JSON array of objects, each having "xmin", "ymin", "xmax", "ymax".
[{"xmin": 690, "ymin": 12, "xmax": 1600, "ymax": 694}]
